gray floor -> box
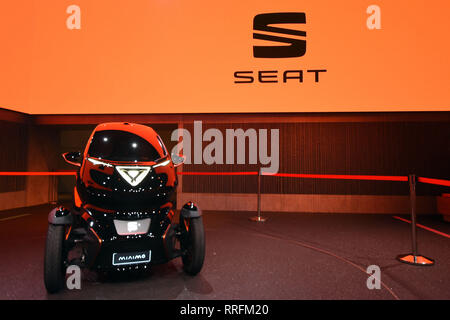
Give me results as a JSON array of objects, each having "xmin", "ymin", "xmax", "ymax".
[{"xmin": 1, "ymin": 204, "xmax": 450, "ymax": 300}]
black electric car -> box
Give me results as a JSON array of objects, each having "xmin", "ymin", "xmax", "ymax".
[{"xmin": 44, "ymin": 122, "xmax": 205, "ymax": 293}]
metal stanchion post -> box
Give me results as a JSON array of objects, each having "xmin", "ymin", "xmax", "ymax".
[
  {"xmin": 249, "ymin": 168, "xmax": 267, "ymax": 222},
  {"xmin": 48, "ymin": 175, "xmax": 58, "ymax": 205},
  {"xmin": 410, "ymin": 174, "xmax": 418, "ymax": 258},
  {"xmin": 397, "ymin": 174, "xmax": 434, "ymax": 266}
]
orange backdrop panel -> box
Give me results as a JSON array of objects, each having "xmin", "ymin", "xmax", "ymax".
[{"xmin": 0, "ymin": 0, "xmax": 449, "ymax": 114}]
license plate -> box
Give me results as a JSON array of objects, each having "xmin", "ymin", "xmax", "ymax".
[{"xmin": 112, "ymin": 251, "xmax": 151, "ymax": 266}]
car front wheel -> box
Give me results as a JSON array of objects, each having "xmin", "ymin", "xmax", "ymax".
[
  {"xmin": 180, "ymin": 216, "xmax": 205, "ymax": 275},
  {"xmin": 43, "ymin": 224, "xmax": 67, "ymax": 293}
]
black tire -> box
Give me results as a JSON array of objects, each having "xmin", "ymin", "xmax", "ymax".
[
  {"xmin": 44, "ymin": 224, "xmax": 67, "ymax": 293},
  {"xmin": 180, "ymin": 216, "xmax": 205, "ymax": 275}
]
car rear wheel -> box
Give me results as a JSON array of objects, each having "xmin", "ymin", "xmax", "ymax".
[
  {"xmin": 180, "ymin": 216, "xmax": 205, "ymax": 275},
  {"xmin": 44, "ymin": 224, "xmax": 67, "ymax": 293}
]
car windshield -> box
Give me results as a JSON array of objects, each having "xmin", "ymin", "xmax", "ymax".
[{"xmin": 88, "ymin": 130, "xmax": 161, "ymax": 162}]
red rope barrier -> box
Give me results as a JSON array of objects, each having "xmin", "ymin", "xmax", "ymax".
[
  {"xmin": 0, "ymin": 171, "xmax": 448, "ymax": 188},
  {"xmin": 417, "ymin": 177, "xmax": 450, "ymax": 187},
  {"xmin": 177, "ymin": 171, "xmax": 258, "ymax": 176},
  {"xmin": 262, "ymin": 172, "xmax": 409, "ymax": 182},
  {"xmin": 0, "ymin": 172, "xmax": 76, "ymax": 176}
]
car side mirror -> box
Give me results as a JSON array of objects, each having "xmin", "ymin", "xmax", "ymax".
[
  {"xmin": 62, "ymin": 152, "xmax": 82, "ymax": 167},
  {"xmin": 171, "ymin": 153, "xmax": 186, "ymax": 167}
]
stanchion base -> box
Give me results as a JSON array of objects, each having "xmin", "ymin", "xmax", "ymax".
[
  {"xmin": 396, "ymin": 254, "xmax": 435, "ymax": 266},
  {"xmin": 249, "ymin": 216, "xmax": 267, "ymax": 222}
]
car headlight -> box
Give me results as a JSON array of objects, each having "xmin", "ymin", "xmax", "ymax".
[
  {"xmin": 87, "ymin": 157, "xmax": 114, "ymax": 168},
  {"xmin": 153, "ymin": 159, "xmax": 170, "ymax": 168}
]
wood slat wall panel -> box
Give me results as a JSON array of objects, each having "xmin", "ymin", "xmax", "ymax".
[
  {"xmin": 182, "ymin": 122, "xmax": 450, "ymax": 195},
  {"xmin": 0, "ymin": 120, "xmax": 28, "ymax": 192}
]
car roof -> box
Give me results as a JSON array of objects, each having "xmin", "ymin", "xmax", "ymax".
[{"xmin": 90, "ymin": 122, "xmax": 166, "ymax": 158}]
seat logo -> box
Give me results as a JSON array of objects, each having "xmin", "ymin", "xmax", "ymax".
[
  {"xmin": 253, "ymin": 12, "xmax": 306, "ymax": 58},
  {"xmin": 116, "ymin": 166, "xmax": 151, "ymax": 186}
]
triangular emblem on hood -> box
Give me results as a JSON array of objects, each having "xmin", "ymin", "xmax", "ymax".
[{"xmin": 116, "ymin": 166, "xmax": 151, "ymax": 186}]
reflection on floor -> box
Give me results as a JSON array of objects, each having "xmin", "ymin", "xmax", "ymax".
[{"xmin": 0, "ymin": 204, "xmax": 449, "ymax": 300}]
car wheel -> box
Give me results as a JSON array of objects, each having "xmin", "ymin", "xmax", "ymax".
[
  {"xmin": 43, "ymin": 224, "xmax": 67, "ymax": 293},
  {"xmin": 180, "ymin": 216, "xmax": 205, "ymax": 275}
]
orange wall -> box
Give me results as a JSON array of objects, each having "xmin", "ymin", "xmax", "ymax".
[
  {"xmin": 0, "ymin": 1, "xmax": 33, "ymax": 112},
  {"xmin": 1, "ymin": 0, "xmax": 449, "ymax": 114}
]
